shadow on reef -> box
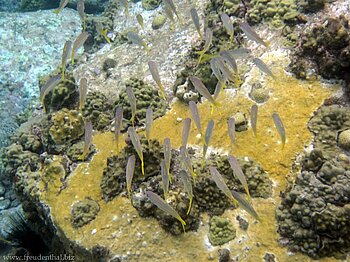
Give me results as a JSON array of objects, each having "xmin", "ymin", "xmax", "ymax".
[{"xmin": 2, "ymin": 208, "xmax": 50, "ymax": 256}]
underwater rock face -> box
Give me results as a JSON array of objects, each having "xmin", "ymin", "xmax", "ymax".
[
  {"xmin": 208, "ymin": 216, "xmax": 236, "ymax": 246},
  {"xmin": 70, "ymin": 198, "xmax": 100, "ymax": 228},
  {"xmin": 276, "ymin": 154, "xmax": 350, "ymax": 258},
  {"xmin": 290, "ymin": 16, "xmax": 350, "ymax": 80}
]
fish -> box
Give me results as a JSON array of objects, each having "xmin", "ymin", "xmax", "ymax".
[
  {"xmin": 163, "ymin": 0, "xmax": 180, "ymax": 21},
  {"xmin": 145, "ymin": 107, "xmax": 153, "ymax": 146},
  {"xmin": 220, "ymin": 13, "xmax": 234, "ymax": 43},
  {"xmin": 215, "ymin": 57, "xmax": 236, "ymax": 83},
  {"xmin": 190, "ymin": 7, "xmax": 202, "ymax": 41},
  {"xmin": 53, "ymin": 0, "xmax": 69, "ymax": 15},
  {"xmin": 228, "ymin": 48, "xmax": 251, "ymax": 58},
  {"xmin": 145, "ymin": 191, "xmax": 186, "ymax": 232},
  {"xmin": 120, "ymin": 0, "xmax": 129, "ymax": 16},
  {"xmin": 182, "ymin": 118, "xmax": 191, "ymax": 149},
  {"xmin": 210, "ymin": 57, "xmax": 225, "ymax": 84},
  {"xmin": 189, "ymin": 101, "xmax": 202, "ymax": 138},
  {"xmin": 179, "ymin": 170, "xmax": 193, "ymax": 214},
  {"xmin": 209, "ymin": 166, "xmax": 236, "ymax": 204},
  {"xmin": 96, "ymin": 22, "xmax": 111, "ymax": 44},
  {"xmin": 239, "ymin": 22, "xmax": 269, "ymax": 48},
  {"xmin": 227, "ymin": 117, "xmax": 237, "ymax": 147},
  {"xmin": 161, "ymin": 160, "xmax": 169, "ymax": 199},
  {"xmin": 227, "ymin": 155, "xmax": 251, "ymax": 202},
  {"xmin": 189, "ymin": 76, "xmax": 221, "ymax": 111},
  {"xmin": 163, "ymin": 138, "xmax": 172, "ymax": 183},
  {"xmin": 61, "ymin": 40, "xmax": 72, "ymax": 80},
  {"xmin": 163, "ymin": 4, "xmax": 175, "ymax": 31},
  {"xmin": 202, "ymin": 119, "xmax": 214, "ymax": 162},
  {"xmin": 179, "ymin": 146, "xmax": 196, "ymax": 181},
  {"xmin": 251, "ymin": 104, "xmax": 258, "ymax": 138},
  {"xmin": 40, "ymin": 74, "xmax": 62, "ymax": 112},
  {"xmin": 231, "ymin": 190, "xmax": 260, "ymax": 220},
  {"xmin": 114, "ymin": 107, "xmax": 123, "ymax": 154},
  {"xmin": 126, "ymin": 86, "xmax": 137, "ymax": 126},
  {"xmin": 77, "ymin": 0, "xmax": 86, "ymax": 30},
  {"xmin": 79, "ymin": 78, "xmax": 88, "ymax": 110},
  {"xmin": 127, "ymin": 31, "xmax": 150, "ymax": 55},
  {"xmin": 148, "ymin": 61, "xmax": 166, "ymax": 100},
  {"xmin": 71, "ymin": 31, "xmax": 90, "ymax": 64},
  {"xmin": 220, "ymin": 50, "xmax": 237, "ymax": 74},
  {"xmin": 136, "ymin": 14, "xmax": 144, "ymax": 30},
  {"xmin": 126, "ymin": 155, "xmax": 136, "ymax": 198},
  {"xmin": 196, "ymin": 28, "xmax": 213, "ymax": 65},
  {"xmin": 253, "ymin": 58, "xmax": 275, "ymax": 78},
  {"xmin": 213, "ymin": 82, "xmax": 223, "ymax": 100},
  {"xmin": 272, "ymin": 112, "xmax": 286, "ymax": 149},
  {"xmin": 127, "ymin": 127, "xmax": 145, "ymax": 175},
  {"xmin": 81, "ymin": 121, "xmax": 93, "ymax": 161}
]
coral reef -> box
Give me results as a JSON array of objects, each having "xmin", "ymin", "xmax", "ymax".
[
  {"xmin": 152, "ymin": 13, "xmax": 167, "ymax": 30},
  {"xmin": 2, "ymin": 144, "xmax": 40, "ymax": 176},
  {"xmin": 19, "ymin": 0, "xmax": 59, "ymax": 12},
  {"xmin": 49, "ymin": 109, "xmax": 84, "ymax": 145},
  {"xmin": 142, "ymin": 0, "xmax": 162, "ymax": 11},
  {"xmin": 208, "ymin": 216, "xmax": 236, "ymax": 246},
  {"xmin": 194, "ymin": 153, "xmax": 272, "ymax": 215},
  {"xmin": 114, "ymin": 78, "xmax": 167, "ymax": 128},
  {"xmin": 290, "ymin": 16, "xmax": 350, "ymax": 80},
  {"xmin": 249, "ymin": 82, "xmax": 270, "ymax": 104},
  {"xmin": 308, "ymin": 105, "xmax": 350, "ymax": 159},
  {"xmin": 296, "ymin": 0, "xmax": 326, "ymax": 13},
  {"xmin": 246, "ymin": 0, "xmax": 300, "ymax": 27},
  {"xmin": 70, "ymin": 198, "xmax": 100, "ymax": 228},
  {"xmin": 66, "ymin": 141, "xmax": 95, "ymax": 162},
  {"xmin": 337, "ymin": 129, "xmax": 350, "ymax": 151},
  {"xmin": 83, "ymin": 91, "xmax": 114, "ymax": 131},
  {"xmin": 276, "ymin": 153, "xmax": 350, "ymax": 258},
  {"xmin": 39, "ymin": 72, "xmax": 79, "ymax": 113},
  {"xmin": 100, "ymin": 137, "xmax": 164, "ymax": 201}
]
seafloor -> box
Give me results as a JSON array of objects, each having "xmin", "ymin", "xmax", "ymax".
[{"xmin": 0, "ymin": 0, "xmax": 350, "ymax": 261}]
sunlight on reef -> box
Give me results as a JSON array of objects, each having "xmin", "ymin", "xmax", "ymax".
[{"xmin": 40, "ymin": 57, "xmax": 339, "ymax": 261}]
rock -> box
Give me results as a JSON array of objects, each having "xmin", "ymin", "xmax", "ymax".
[
  {"xmin": 0, "ymin": 199, "xmax": 11, "ymax": 210},
  {"xmin": 218, "ymin": 248, "xmax": 231, "ymax": 262},
  {"xmin": 0, "ymin": 183, "xmax": 6, "ymax": 196},
  {"xmin": 263, "ymin": 252, "xmax": 277, "ymax": 262},
  {"xmin": 233, "ymin": 112, "xmax": 248, "ymax": 132},
  {"xmin": 152, "ymin": 14, "xmax": 167, "ymax": 30},
  {"xmin": 236, "ymin": 215, "xmax": 249, "ymax": 230}
]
